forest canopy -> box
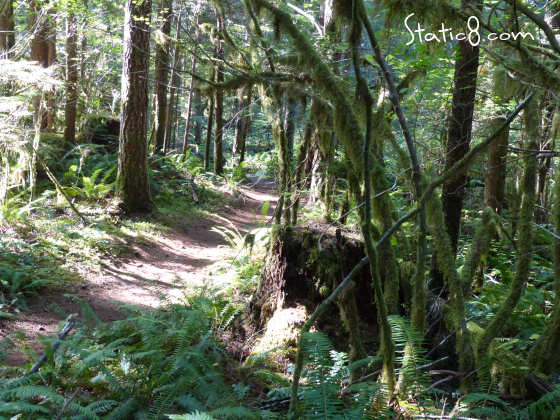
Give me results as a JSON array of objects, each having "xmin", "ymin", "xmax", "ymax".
[{"xmin": 1, "ymin": 0, "xmax": 560, "ymax": 418}]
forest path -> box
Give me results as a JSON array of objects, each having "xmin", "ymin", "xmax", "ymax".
[{"xmin": 2, "ymin": 177, "xmax": 277, "ymax": 365}]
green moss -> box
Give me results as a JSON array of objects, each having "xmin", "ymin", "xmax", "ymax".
[
  {"xmin": 427, "ymin": 191, "xmax": 472, "ymax": 385},
  {"xmin": 460, "ymin": 207, "xmax": 497, "ymax": 294},
  {"xmin": 477, "ymin": 94, "xmax": 539, "ymax": 370}
]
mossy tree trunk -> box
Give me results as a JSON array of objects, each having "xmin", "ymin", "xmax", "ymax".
[
  {"xmin": 427, "ymin": 192, "xmax": 472, "ymax": 389},
  {"xmin": 434, "ymin": 0, "xmax": 482, "ymax": 291},
  {"xmin": 204, "ymin": 91, "xmax": 214, "ymax": 172},
  {"xmin": 476, "ymin": 94, "xmax": 539, "ymax": 369},
  {"xmin": 248, "ymin": 0, "xmax": 403, "ymax": 397},
  {"xmin": 307, "ymin": 99, "xmax": 333, "ymax": 215},
  {"xmin": 529, "ymin": 109, "xmax": 560, "ymax": 374},
  {"xmin": 291, "ymin": 112, "xmax": 313, "ymax": 225},
  {"xmin": 485, "ymin": 116, "xmax": 509, "ymax": 213},
  {"xmin": 233, "ymin": 85, "xmax": 252, "ymax": 166}
]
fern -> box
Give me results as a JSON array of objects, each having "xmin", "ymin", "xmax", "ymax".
[
  {"xmin": 209, "ymin": 406, "xmax": 261, "ymax": 419},
  {"xmin": 296, "ymin": 332, "xmax": 389, "ymax": 419},
  {"xmin": 103, "ymin": 397, "xmax": 140, "ymax": 420},
  {"xmin": 168, "ymin": 412, "xmax": 216, "ymax": 420},
  {"xmin": 506, "ymin": 388, "xmax": 560, "ymax": 419},
  {"xmin": 388, "ymin": 315, "xmax": 430, "ymax": 398},
  {"xmin": 0, "ymin": 401, "xmax": 50, "ymax": 414}
]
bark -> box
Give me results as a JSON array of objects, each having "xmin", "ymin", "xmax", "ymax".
[
  {"xmin": 534, "ymin": 99, "xmax": 555, "ymax": 222},
  {"xmin": 77, "ymin": 0, "xmax": 88, "ymax": 121},
  {"xmin": 214, "ymin": 81, "xmax": 224, "ymax": 174},
  {"xmin": 116, "ymin": 0, "xmax": 152, "ymax": 213},
  {"xmin": 204, "ymin": 93, "xmax": 215, "ymax": 172},
  {"xmin": 484, "ymin": 116, "xmax": 509, "ymax": 213},
  {"xmin": 182, "ymin": 26, "xmax": 199, "ymax": 154},
  {"xmin": 291, "ymin": 114, "xmax": 312, "ymax": 225},
  {"xmin": 164, "ymin": 15, "xmax": 182, "ymax": 152},
  {"xmin": 213, "ymin": 17, "xmax": 224, "ymax": 175},
  {"xmin": 64, "ymin": 13, "xmax": 78, "ymax": 144},
  {"xmin": 284, "ymin": 95, "xmax": 297, "ymax": 164},
  {"xmin": 44, "ymin": 8, "xmax": 56, "ymax": 131},
  {"xmin": 432, "ymin": 0, "xmax": 481, "ymax": 292},
  {"xmin": 306, "ymin": 100, "xmax": 333, "ymax": 211},
  {"xmin": 29, "ymin": 0, "xmax": 55, "ymax": 129},
  {"xmin": 29, "ymin": 0, "xmax": 49, "ymax": 67},
  {"xmin": 153, "ymin": 0, "xmax": 172, "ymax": 154},
  {"xmin": 232, "ymin": 85, "xmax": 252, "ymax": 166},
  {"xmin": 0, "ymin": 0, "xmax": 14, "ymax": 58},
  {"xmin": 192, "ymin": 92, "xmax": 203, "ymax": 145},
  {"xmin": 442, "ymin": 0, "xmax": 482, "ymax": 252}
]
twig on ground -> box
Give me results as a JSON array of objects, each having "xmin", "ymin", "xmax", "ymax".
[{"xmin": 26, "ymin": 313, "xmax": 78, "ymax": 376}]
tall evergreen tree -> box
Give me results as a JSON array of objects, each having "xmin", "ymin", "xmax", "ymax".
[
  {"xmin": 64, "ymin": 12, "xmax": 78, "ymax": 144},
  {"xmin": 153, "ymin": 0, "xmax": 172, "ymax": 153},
  {"xmin": 116, "ymin": 0, "xmax": 152, "ymax": 213}
]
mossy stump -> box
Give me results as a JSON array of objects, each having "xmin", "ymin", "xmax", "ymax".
[{"xmin": 248, "ymin": 226, "xmax": 378, "ymax": 356}]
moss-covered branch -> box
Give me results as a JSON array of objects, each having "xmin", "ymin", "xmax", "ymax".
[{"xmin": 476, "ymin": 94, "xmax": 539, "ymax": 366}]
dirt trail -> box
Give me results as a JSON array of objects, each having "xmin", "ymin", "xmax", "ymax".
[{"xmin": 1, "ymin": 178, "xmax": 277, "ymax": 365}]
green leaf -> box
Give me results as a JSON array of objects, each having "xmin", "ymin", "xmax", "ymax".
[
  {"xmin": 260, "ymin": 200, "xmax": 270, "ymax": 217},
  {"xmin": 0, "ymin": 311, "xmax": 16, "ymax": 320}
]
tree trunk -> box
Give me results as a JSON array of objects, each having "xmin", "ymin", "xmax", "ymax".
[
  {"xmin": 29, "ymin": 0, "xmax": 50, "ymax": 128},
  {"xmin": 45, "ymin": 11, "xmax": 56, "ymax": 131},
  {"xmin": 29, "ymin": 0, "xmax": 49, "ymax": 67},
  {"xmin": 204, "ymin": 94, "xmax": 214, "ymax": 172},
  {"xmin": 213, "ymin": 16, "xmax": 224, "ymax": 175},
  {"xmin": 233, "ymin": 85, "xmax": 252, "ymax": 166},
  {"xmin": 164, "ymin": 10, "xmax": 182, "ymax": 152},
  {"xmin": 432, "ymin": 0, "xmax": 481, "ymax": 292},
  {"xmin": 116, "ymin": 0, "xmax": 152, "ymax": 213},
  {"xmin": 193, "ymin": 92, "xmax": 203, "ymax": 145},
  {"xmin": 284, "ymin": 95, "xmax": 297, "ymax": 164},
  {"xmin": 529, "ymin": 109, "xmax": 560, "ymax": 374},
  {"xmin": 0, "ymin": 0, "xmax": 14, "ymax": 58},
  {"xmin": 291, "ymin": 114, "xmax": 312, "ymax": 225},
  {"xmin": 476, "ymin": 94, "xmax": 539, "ymax": 367},
  {"xmin": 484, "ymin": 116, "xmax": 509, "ymax": 213},
  {"xmin": 170, "ymin": 89, "xmax": 180, "ymax": 150},
  {"xmin": 182, "ymin": 52, "xmax": 198, "ymax": 154},
  {"xmin": 153, "ymin": 0, "xmax": 172, "ymax": 154},
  {"xmin": 63, "ymin": 13, "xmax": 78, "ymax": 144},
  {"xmin": 442, "ymin": 0, "xmax": 481, "ymax": 253}
]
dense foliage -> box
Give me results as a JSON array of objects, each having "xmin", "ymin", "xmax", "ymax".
[{"xmin": 2, "ymin": 0, "xmax": 560, "ymax": 418}]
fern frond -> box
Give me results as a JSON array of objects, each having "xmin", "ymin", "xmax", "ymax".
[
  {"xmin": 85, "ymin": 399, "xmax": 119, "ymax": 414},
  {"xmin": 104, "ymin": 397, "xmax": 140, "ymax": 420},
  {"xmin": 0, "ymin": 401, "xmax": 50, "ymax": 414},
  {"xmin": 209, "ymin": 406, "xmax": 260, "ymax": 419},
  {"xmin": 168, "ymin": 411, "xmax": 216, "ymax": 420}
]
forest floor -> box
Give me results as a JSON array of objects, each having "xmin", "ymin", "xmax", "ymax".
[{"xmin": 0, "ymin": 176, "xmax": 277, "ymax": 365}]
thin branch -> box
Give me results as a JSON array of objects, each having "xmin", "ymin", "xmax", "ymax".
[
  {"xmin": 287, "ymin": 3, "xmax": 323, "ymax": 36},
  {"xmin": 502, "ymin": 0, "xmax": 560, "ymax": 56},
  {"xmin": 27, "ymin": 314, "xmax": 78, "ymax": 376}
]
